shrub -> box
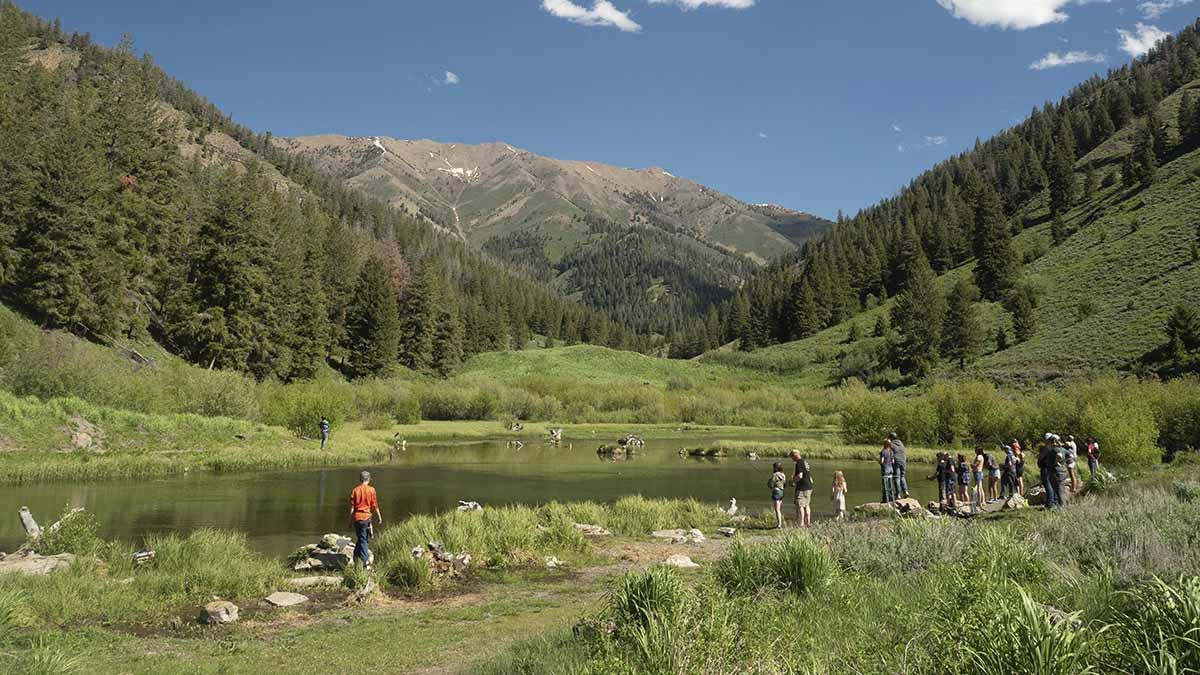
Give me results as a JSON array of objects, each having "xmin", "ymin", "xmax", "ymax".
[
  {"xmin": 1175, "ymin": 480, "xmax": 1200, "ymax": 503},
  {"xmin": 258, "ymin": 381, "xmax": 352, "ymax": 437},
  {"xmin": 33, "ymin": 509, "xmax": 102, "ymax": 557},
  {"xmin": 342, "ymin": 562, "xmax": 371, "ymax": 590},
  {"xmin": 1110, "ymin": 577, "xmax": 1200, "ymax": 675},
  {"xmin": 953, "ymin": 584, "xmax": 1104, "ymax": 675},
  {"xmin": 0, "ymin": 590, "xmax": 32, "ymax": 643},
  {"xmin": 608, "ymin": 566, "xmax": 686, "ymax": 639},
  {"xmin": 714, "ymin": 534, "xmax": 835, "ymax": 596}
]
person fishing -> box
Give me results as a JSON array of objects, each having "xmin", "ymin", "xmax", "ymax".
[
  {"xmin": 889, "ymin": 432, "xmax": 910, "ymax": 499},
  {"xmin": 320, "ymin": 416, "xmax": 331, "ymax": 450},
  {"xmin": 349, "ymin": 470, "xmax": 382, "ymax": 568}
]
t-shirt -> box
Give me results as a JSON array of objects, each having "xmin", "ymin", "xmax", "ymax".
[
  {"xmin": 320, "ymin": 420, "xmax": 330, "ymax": 433},
  {"xmin": 1087, "ymin": 442, "xmax": 1101, "ymax": 459},
  {"xmin": 891, "ymin": 440, "xmax": 907, "ymax": 465},
  {"xmin": 795, "ymin": 460, "xmax": 813, "ymax": 491},
  {"xmin": 350, "ymin": 484, "xmax": 378, "ymax": 522},
  {"xmin": 768, "ymin": 472, "xmax": 787, "ymax": 491},
  {"xmin": 879, "ymin": 447, "xmax": 895, "ymax": 472}
]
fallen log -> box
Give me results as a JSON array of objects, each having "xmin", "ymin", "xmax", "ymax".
[{"xmin": 19, "ymin": 506, "xmax": 41, "ymax": 540}]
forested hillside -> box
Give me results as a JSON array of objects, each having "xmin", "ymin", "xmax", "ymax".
[
  {"xmin": 697, "ymin": 18, "xmax": 1200, "ymax": 385},
  {"xmin": 0, "ymin": 3, "xmax": 647, "ymax": 382}
]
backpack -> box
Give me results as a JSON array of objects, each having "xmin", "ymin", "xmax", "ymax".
[{"xmin": 984, "ymin": 453, "xmax": 997, "ymax": 470}]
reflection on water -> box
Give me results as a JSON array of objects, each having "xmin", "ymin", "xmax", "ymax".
[{"xmin": 0, "ymin": 435, "xmax": 935, "ymax": 557}]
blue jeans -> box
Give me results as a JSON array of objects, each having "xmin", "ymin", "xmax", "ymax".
[
  {"xmin": 895, "ymin": 462, "xmax": 910, "ymax": 496},
  {"xmin": 881, "ymin": 471, "xmax": 895, "ymax": 502},
  {"xmin": 320, "ymin": 431, "xmax": 328, "ymax": 449},
  {"xmin": 1001, "ymin": 474, "xmax": 1017, "ymax": 499},
  {"xmin": 1041, "ymin": 474, "xmax": 1058, "ymax": 509},
  {"xmin": 1087, "ymin": 457, "xmax": 1098, "ymax": 479},
  {"xmin": 354, "ymin": 519, "xmax": 372, "ymax": 566}
]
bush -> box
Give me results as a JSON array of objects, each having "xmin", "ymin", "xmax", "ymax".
[
  {"xmin": 418, "ymin": 387, "xmax": 500, "ymax": 421},
  {"xmin": 258, "ymin": 381, "xmax": 352, "ymax": 437},
  {"xmin": 839, "ymin": 382, "xmax": 936, "ymax": 445},
  {"xmin": 713, "ymin": 534, "xmax": 835, "ymax": 596},
  {"xmin": 1175, "ymin": 480, "xmax": 1200, "ymax": 503},
  {"xmin": 1110, "ymin": 577, "xmax": 1200, "ymax": 675},
  {"xmin": 33, "ymin": 509, "xmax": 101, "ymax": 557}
]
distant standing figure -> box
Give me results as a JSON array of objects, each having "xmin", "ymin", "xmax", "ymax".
[
  {"xmin": 972, "ymin": 447, "xmax": 986, "ymax": 508},
  {"xmin": 768, "ymin": 462, "xmax": 788, "ymax": 529},
  {"xmin": 1037, "ymin": 435, "xmax": 1058, "ymax": 509},
  {"xmin": 879, "ymin": 442, "xmax": 896, "ymax": 503},
  {"xmin": 320, "ymin": 417, "xmax": 330, "ymax": 450},
  {"xmin": 889, "ymin": 432, "xmax": 910, "ymax": 498},
  {"xmin": 831, "ymin": 471, "xmax": 848, "ymax": 521},
  {"xmin": 1014, "ymin": 440, "xmax": 1027, "ymax": 494},
  {"xmin": 349, "ymin": 470, "xmax": 383, "ymax": 567},
  {"xmin": 790, "ymin": 450, "xmax": 813, "ymax": 528},
  {"xmin": 1086, "ymin": 436, "xmax": 1101, "ymax": 479},
  {"xmin": 956, "ymin": 453, "xmax": 970, "ymax": 503},
  {"xmin": 1064, "ymin": 435, "xmax": 1079, "ymax": 493}
]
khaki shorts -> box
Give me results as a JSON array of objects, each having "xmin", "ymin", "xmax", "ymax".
[{"xmin": 794, "ymin": 490, "xmax": 813, "ymax": 508}]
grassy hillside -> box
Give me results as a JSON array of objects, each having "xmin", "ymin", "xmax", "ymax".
[
  {"xmin": 704, "ymin": 81, "xmax": 1200, "ymax": 386},
  {"xmin": 459, "ymin": 344, "xmax": 756, "ymax": 387}
]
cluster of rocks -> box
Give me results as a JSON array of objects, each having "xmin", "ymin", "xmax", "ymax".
[
  {"xmin": 651, "ymin": 528, "xmax": 706, "ymax": 544},
  {"xmin": 292, "ymin": 533, "xmax": 371, "ymax": 572},
  {"xmin": 199, "ymin": 591, "xmax": 312, "ymax": 625},
  {"xmin": 597, "ymin": 444, "xmax": 637, "ymax": 457},
  {"xmin": 411, "ymin": 541, "xmax": 471, "ymax": 578},
  {"xmin": 617, "ymin": 435, "xmax": 645, "ymax": 449},
  {"xmin": 855, "ymin": 497, "xmax": 931, "ymax": 519}
]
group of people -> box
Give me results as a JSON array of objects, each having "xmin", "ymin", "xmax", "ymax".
[
  {"xmin": 766, "ymin": 431, "xmax": 1103, "ymax": 528},
  {"xmin": 907, "ymin": 433, "xmax": 1100, "ymax": 512}
]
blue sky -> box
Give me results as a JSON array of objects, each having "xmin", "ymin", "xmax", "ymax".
[{"xmin": 22, "ymin": 0, "xmax": 1200, "ymax": 219}]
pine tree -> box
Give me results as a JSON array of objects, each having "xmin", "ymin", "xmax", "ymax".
[
  {"xmin": 1166, "ymin": 303, "xmax": 1200, "ymax": 357},
  {"xmin": 1005, "ymin": 285, "xmax": 1038, "ymax": 343},
  {"xmin": 1048, "ymin": 119, "xmax": 1076, "ymax": 216},
  {"xmin": 889, "ymin": 253, "xmax": 944, "ymax": 378},
  {"xmin": 1178, "ymin": 91, "xmax": 1194, "ymax": 144},
  {"xmin": 873, "ymin": 314, "xmax": 889, "ymax": 338},
  {"xmin": 942, "ymin": 277, "xmax": 983, "ymax": 369},
  {"xmin": 345, "ymin": 257, "xmax": 401, "ymax": 378},
  {"xmin": 397, "ymin": 265, "xmax": 436, "ymax": 370},
  {"xmin": 995, "ymin": 326, "xmax": 1009, "ymax": 352},
  {"xmin": 1131, "ymin": 119, "xmax": 1158, "ymax": 188},
  {"xmin": 431, "ymin": 305, "xmax": 464, "ymax": 376},
  {"xmin": 970, "ymin": 178, "xmax": 1020, "ymax": 302},
  {"xmin": 1083, "ymin": 165, "xmax": 1098, "ymax": 200},
  {"xmin": 1051, "ymin": 215, "xmax": 1068, "ymax": 245}
]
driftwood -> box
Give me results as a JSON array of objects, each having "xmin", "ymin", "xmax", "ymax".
[{"xmin": 19, "ymin": 506, "xmax": 41, "ymax": 540}]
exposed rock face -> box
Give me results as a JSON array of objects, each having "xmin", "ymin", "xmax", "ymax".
[
  {"xmin": 200, "ymin": 601, "xmax": 239, "ymax": 624},
  {"xmin": 264, "ymin": 592, "xmax": 309, "ymax": 608},
  {"xmin": 664, "ymin": 555, "xmax": 701, "ymax": 569},
  {"xmin": 0, "ymin": 552, "xmax": 75, "ymax": 576}
]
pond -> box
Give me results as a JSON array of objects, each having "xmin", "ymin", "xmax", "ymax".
[{"xmin": 1, "ymin": 435, "xmax": 938, "ymax": 557}]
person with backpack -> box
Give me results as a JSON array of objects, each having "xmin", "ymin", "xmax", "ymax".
[
  {"xmin": 879, "ymin": 441, "xmax": 896, "ymax": 503},
  {"xmin": 1000, "ymin": 445, "xmax": 1017, "ymax": 501},
  {"xmin": 790, "ymin": 450, "xmax": 814, "ymax": 528},
  {"xmin": 956, "ymin": 453, "xmax": 971, "ymax": 503},
  {"xmin": 1038, "ymin": 434, "xmax": 1059, "ymax": 510},
  {"xmin": 768, "ymin": 462, "xmax": 788, "ymax": 529},
  {"xmin": 1064, "ymin": 435, "xmax": 1080, "ymax": 494},
  {"xmin": 888, "ymin": 432, "xmax": 911, "ymax": 499},
  {"xmin": 1085, "ymin": 436, "xmax": 1101, "ymax": 481},
  {"xmin": 1054, "ymin": 437, "xmax": 1070, "ymax": 507}
]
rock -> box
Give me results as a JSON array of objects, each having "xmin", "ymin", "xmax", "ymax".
[
  {"xmin": 1002, "ymin": 494, "xmax": 1027, "ymax": 511},
  {"xmin": 428, "ymin": 541, "xmax": 452, "ymax": 563},
  {"xmin": 716, "ymin": 527, "xmax": 736, "ymax": 537},
  {"xmin": 746, "ymin": 452, "xmax": 759, "ymax": 461},
  {"xmin": 411, "ymin": 546, "xmax": 425, "ymax": 558},
  {"xmin": 545, "ymin": 556, "xmax": 563, "ymax": 569},
  {"xmin": 0, "ymin": 552, "xmax": 75, "ymax": 576},
  {"xmin": 133, "ymin": 550, "xmax": 155, "ymax": 565},
  {"xmin": 1027, "ymin": 487, "xmax": 1047, "ymax": 507},
  {"xmin": 894, "ymin": 497, "xmax": 923, "ymax": 512},
  {"xmin": 664, "ymin": 555, "xmax": 700, "ymax": 569},
  {"xmin": 457, "ymin": 500, "xmax": 482, "ymax": 512},
  {"xmin": 288, "ymin": 576, "xmax": 342, "ymax": 589},
  {"xmin": 927, "ymin": 501, "xmax": 942, "ymax": 514},
  {"xmin": 265, "ymin": 591, "xmax": 308, "ymax": 608},
  {"xmin": 573, "ymin": 523, "xmax": 612, "ymax": 537},
  {"xmin": 319, "ymin": 534, "xmax": 351, "ymax": 551},
  {"xmin": 71, "ymin": 431, "xmax": 94, "ymax": 449},
  {"xmin": 651, "ymin": 529, "xmax": 705, "ymax": 544},
  {"xmin": 200, "ymin": 600, "xmax": 239, "ymax": 624},
  {"xmin": 451, "ymin": 553, "xmax": 471, "ymax": 575},
  {"xmin": 352, "ymin": 578, "xmax": 378, "ymax": 603},
  {"xmin": 854, "ymin": 502, "xmax": 898, "ymax": 516}
]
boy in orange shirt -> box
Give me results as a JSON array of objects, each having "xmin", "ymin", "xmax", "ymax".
[{"xmin": 349, "ymin": 471, "xmax": 383, "ymax": 568}]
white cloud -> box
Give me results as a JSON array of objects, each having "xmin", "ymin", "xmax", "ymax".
[
  {"xmin": 1030, "ymin": 50, "xmax": 1106, "ymax": 69},
  {"xmin": 757, "ymin": 131, "xmax": 768, "ymax": 139},
  {"xmin": 925, "ymin": 135, "xmax": 947, "ymax": 146},
  {"xmin": 444, "ymin": 71, "xmax": 461, "ymax": 85},
  {"xmin": 647, "ymin": 0, "xmax": 755, "ymax": 8},
  {"xmin": 935, "ymin": 0, "xmax": 1110, "ymax": 30},
  {"xmin": 897, "ymin": 143, "xmax": 907, "ymax": 153},
  {"xmin": 542, "ymin": 0, "xmax": 642, "ymax": 32},
  {"xmin": 1139, "ymin": 0, "xmax": 1195, "ymax": 19},
  {"xmin": 892, "ymin": 124, "xmax": 903, "ymax": 133},
  {"xmin": 1118, "ymin": 22, "xmax": 1169, "ymax": 56}
]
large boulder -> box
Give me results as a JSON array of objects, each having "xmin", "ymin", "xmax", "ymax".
[
  {"xmin": 854, "ymin": 502, "xmax": 898, "ymax": 517},
  {"xmin": 264, "ymin": 592, "xmax": 308, "ymax": 608},
  {"xmin": 292, "ymin": 535, "xmax": 371, "ymax": 571},
  {"xmin": 1002, "ymin": 494, "xmax": 1027, "ymax": 511},
  {"xmin": 200, "ymin": 600, "xmax": 239, "ymax": 624},
  {"xmin": 0, "ymin": 552, "xmax": 75, "ymax": 576}
]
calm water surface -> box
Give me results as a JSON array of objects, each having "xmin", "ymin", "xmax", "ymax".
[{"xmin": 1, "ymin": 434, "xmax": 936, "ymax": 557}]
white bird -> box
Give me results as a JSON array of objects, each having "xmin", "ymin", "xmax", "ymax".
[{"xmin": 721, "ymin": 498, "xmax": 738, "ymax": 517}]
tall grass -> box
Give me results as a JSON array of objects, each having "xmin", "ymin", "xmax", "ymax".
[
  {"xmin": 1110, "ymin": 576, "xmax": 1200, "ymax": 675},
  {"xmin": 713, "ymin": 534, "xmax": 836, "ymax": 597}
]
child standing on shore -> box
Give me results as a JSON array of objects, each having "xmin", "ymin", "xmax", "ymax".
[
  {"xmin": 831, "ymin": 471, "xmax": 848, "ymax": 521},
  {"xmin": 769, "ymin": 462, "xmax": 787, "ymax": 529}
]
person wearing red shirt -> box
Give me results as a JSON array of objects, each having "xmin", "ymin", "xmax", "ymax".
[{"xmin": 349, "ymin": 471, "xmax": 383, "ymax": 568}]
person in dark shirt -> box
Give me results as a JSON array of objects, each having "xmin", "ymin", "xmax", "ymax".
[
  {"xmin": 879, "ymin": 442, "xmax": 896, "ymax": 503},
  {"xmin": 319, "ymin": 417, "xmax": 331, "ymax": 450},
  {"xmin": 1037, "ymin": 434, "xmax": 1059, "ymax": 509},
  {"xmin": 932, "ymin": 453, "xmax": 947, "ymax": 503},
  {"xmin": 889, "ymin": 432, "xmax": 910, "ymax": 498},
  {"xmin": 1000, "ymin": 446, "xmax": 1017, "ymax": 501},
  {"xmin": 790, "ymin": 450, "xmax": 814, "ymax": 528},
  {"xmin": 956, "ymin": 453, "xmax": 970, "ymax": 503}
]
